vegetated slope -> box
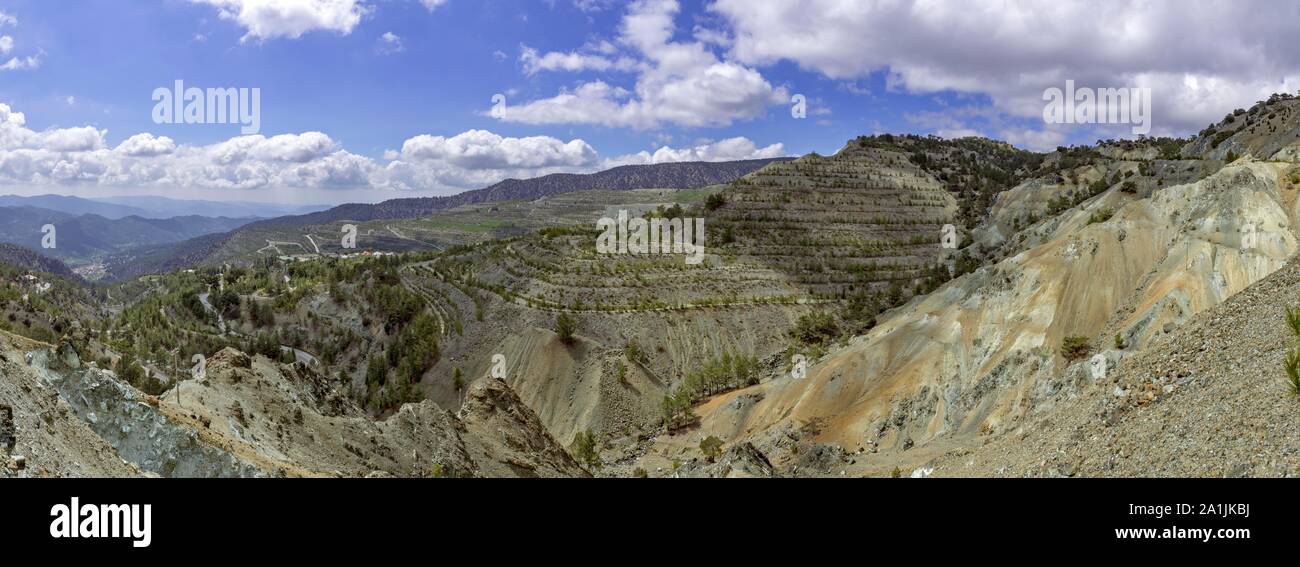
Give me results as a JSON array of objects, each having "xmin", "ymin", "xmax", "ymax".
[
  {"xmin": 710, "ymin": 141, "xmax": 960, "ymax": 299},
  {"xmin": 3, "ymin": 327, "xmax": 589, "ymax": 477},
  {"xmin": 0, "ymin": 242, "xmax": 77, "ymax": 278},
  {"xmin": 99, "ymin": 232, "xmax": 230, "ymax": 282},
  {"xmin": 146, "ymin": 349, "xmax": 589, "ymax": 477},
  {"xmin": 851, "ymin": 134, "xmax": 1044, "ymax": 228},
  {"xmin": 934, "ymin": 253, "xmax": 1300, "ymax": 477},
  {"xmin": 102, "ymin": 159, "xmax": 790, "ymax": 279},
  {"xmin": 1184, "ymin": 92, "xmax": 1300, "ymax": 160},
  {"xmin": 682, "ymin": 98, "xmax": 1300, "ymax": 477},
  {"xmin": 251, "ymin": 158, "xmax": 792, "ymax": 229},
  {"xmin": 0, "ymin": 206, "xmax": 253, "ymax": 263}
]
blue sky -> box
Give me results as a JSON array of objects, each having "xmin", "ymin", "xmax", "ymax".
[{"xmin": 1, "ymin": 0, "xmax": 1298, "ymax": 204}]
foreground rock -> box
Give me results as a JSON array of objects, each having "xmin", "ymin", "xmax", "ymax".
[{"xmin": 0, "ymin": 332, "xmax": 139, "ymax": 478}]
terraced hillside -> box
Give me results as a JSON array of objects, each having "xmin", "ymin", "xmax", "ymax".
[
  {"xmin": 100, "ymin": 159, "xmax": 789, "ymax": 280},
  {"xmin": 669, "ymin": 99, "xmax": 1300, "ymax": 477},
  {"xmin": 709, "ymin": 144, "xmax": 956, "ymax": 298}
]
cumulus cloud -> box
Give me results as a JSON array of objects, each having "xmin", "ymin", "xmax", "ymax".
[
  {"xmin": 0, "ymin": 36, "xmax": 12, "ymax": 55},
  {"xmin": 496, "ymin": 0, "xmax": 787, "ymax": 129},
  {"xmin": 711, "ymin": 0, "xmax": 1300, "ymax": 138},
  {"xmin": 605, "ymin": 136, "xmax": 785, "ymax": 167},
  {"xmin": 2, "ymin": 102, "xmax": 779, "ymax": 195},
  {"xmin": 418, "ymin": 0, "xmax": 448, "ymax": 10},
  {"xmin": 37, "ymin": 127, "xmax": 106, "ymax": 152},
  {"xmin": 116, "ymin": 134, "xmax": 178, "ymax": 157},
  {"xmin": 192, "ymin": 0, "xmax": 371, "ymax": 42},
  {"xmin": 397, "ymin": 130, "xmax": 597, "ymax": 169},
  {"xmin": 0, "ymin": 11, "xmax": 14, "ymax": 27}
]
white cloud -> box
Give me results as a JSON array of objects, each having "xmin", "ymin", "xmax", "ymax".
[
  {"xmin": 711, "ymin": 0, "xmax": 1300, "ymax": 137},
  {"xmin": 192, "ymin": 0, "xmax": 371, "ymax": 42},
  {"xmin": 397, "ymin": 129, "xmax": 597, "ymax": 170},
  {"xmin": 572, "ymin": 0, "xmax": 615, "ymax": 11},
  {"xmin": 1000, "ymin": 128, "xmax": 1069, "ymax": 152},
  {"xmin": 377, "ymin": 31, "xmax": 404, "ymax": 54},
  {"xmin": 0, "ymin": 36, "xmax": 12, "ymax": 55},
  {"xmin": 0, "ymin": 54, "xmax": 39, "ymax": 71},
  {"xmin": 519, "ymin": 45, "xmax": 636, "ymax": 75},
  {"xmin": 496, "ymin": 0, "xmax": 786, "ymax": 129},
  {"xmin": 116, "ymin": 134, "xmax": 177, "ymax": 157},
  {"xmin": 0, "ymin": 11, "xmax": 15, "ymax": 27},
  {"xmin": 375, "ymin": 130, "xmax": 602, "ymax": 192},
  {"xmin": 605, "ymin": 136, "xmax": 786, "ymax": 167},
  {"xmin": 37, "ymin": 127, "xmax": 106, "ymax": 152},
  {"xmin": 0, "ymin": 102, "xmax": 783, "ymax": 195},
  {"xmin": 419, "ymin": 0, "xmax": 448, "ymax": 10}
]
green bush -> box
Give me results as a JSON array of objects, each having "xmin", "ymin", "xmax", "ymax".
[
  {"xmin": 699, "ymin": 436, "xmax": 724, "ymax": 463},
  {"xmin": 569, "ymin": 429, "xmax": 601, "ymax": 469},
  {"xmin": 555, "ymin": 313, "xmax": 578, "ymax": 345},
  {"xmin": 1285, "ymin": 349, "xmax": 1300, "ymax": 396},
  {"xmin": 1087, "ymin": 208, "xmax": 1114, "ymax": 225},
  {"xmin": 1060, "ymin": 336, "xmax": 1091, "ymax": 361},
  {"xmin": 704, "ymin": 192, "xmax": 726, "ymax": 211},
  {"xmin": 789, "ymin": 312, "xmax": 840, "ymax": 347},
  {"xmin": 1285, "ymin": 306, "xmax": 1300, "ymax": 338}
]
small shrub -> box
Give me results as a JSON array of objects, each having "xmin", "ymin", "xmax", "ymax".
[
  {"xmin": 555, "ymin": 313, "xmax": 578, "ymax": 345},
  {"xmin": 569, "ymin": 429, "xmax": 601, "ymax": 469},
  {"xmin": 1087, "ymin": 208, "xmax": 1114, "ymax": 225},
  {"xmin": 1286, "ymin": 306, "xmax": 1300, "ymax": 338},
  {"xmin": 704, "ymin": 192, "xmax": 726, "ymax": 211},
  {"xmin": 1060, "ymin": 336, "xmax": 1091, "ymax": 361},
  {"xmin": 789, "ymin": 312, "xmax": 840, "ymax": 347},
  {"xmin": 699, "ymin": 436, "xmax": 724, "ymax": 463},
  {"xmin": 1285, "ymin": 349, "xmax": 1300, "ymax": 396}
]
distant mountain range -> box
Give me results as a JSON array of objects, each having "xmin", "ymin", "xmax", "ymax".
[
  {"xmin": 0, "ymin": 206, "xmax": 255, "ymax": 264},
  {"xmin": 0, "ymin": 242, "xmax": 77, "ymax": 279},
  {"xmin": 247, "ymin": 158, "xmax": 792, "ymax": 229},
  {"xmin": 0, "ymin": 194, "xmax": 330, "ymax": 220},
  {"xmin": 0, "ymin": 159, "xmax": 791, "ymax": 279}
]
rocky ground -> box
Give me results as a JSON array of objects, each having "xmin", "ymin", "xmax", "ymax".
[
  {"xmin": 930, "ymin": 255, "xmax": 1300, "ymax": 477},
  {"xmin": 0, "ymin": 329, "xmax": 587, "ymax": 478},
  {"xmin": 0, "ymin": 332, "xmax": 140, "ymax": 478}
]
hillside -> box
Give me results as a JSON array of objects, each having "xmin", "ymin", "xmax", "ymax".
[
  {"xmin": 0, "ymin": 242, "xmax": 77, "ymax": 278},
  {"xmin": 11, "ymin": 95, "xmax": 1300, "ymax": 478},
  {"xmin": 2, "ymin": 330, "xmax": 588, "ymax": 478},
  {"xmin": 98, "ymin": 158, "xmax": 791, "ymax": 280},
  {"xmin": 0, "ymin": 206, "xmax": 254, "ymax": 268},
  {"xmin": 251, "ymin": 158, "xmax": 792, "ymax": 229},
  {"xmin": 670, "ymin": 96, "xmax": 1300, "ymax": 477},
  {"xmin": 925, "ymin": 253, "xmax": 1300, "ymax": 477}
]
